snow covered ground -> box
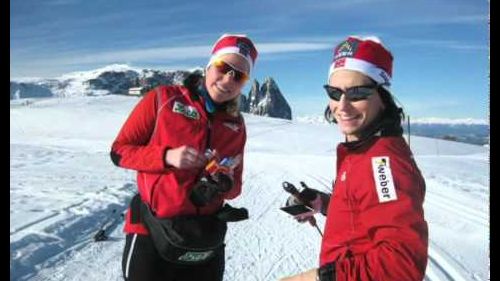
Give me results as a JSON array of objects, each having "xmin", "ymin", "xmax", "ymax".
[{"xmin": 10, "ymin": 95, "xmax": 489, "ymax": 281}]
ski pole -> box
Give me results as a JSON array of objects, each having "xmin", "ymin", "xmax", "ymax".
[
  {"xmin": 283, "ymin": 182, "xmax": 323, "ymax": 237},
  {"xmin": 307, "ymin": 216, "xmax": 323, "ymax": 237},
  {"xmin": 313, "ymin": 223, "xmax": 323, "ymax": 237}
]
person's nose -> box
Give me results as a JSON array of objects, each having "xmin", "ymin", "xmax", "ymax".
[
  {"xmin": 221, "ymin": 70, "xmax": 236, "ymax": 84},
  {"xmin": 336, "ymin": 93, "xmax": 351, "ymax": 111}
]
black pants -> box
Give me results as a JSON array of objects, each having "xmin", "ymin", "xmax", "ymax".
[{"xmin": 122, "ymin": 233, "xmax": 225, "ymax": 281}]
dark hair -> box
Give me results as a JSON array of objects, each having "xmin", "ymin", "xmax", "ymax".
[
  {"xmin": 377, "ymin": 87, "xmax": 405, "ymax": 136},
  {"xmin": 183, "ymin": 70, "xmax": 205, "ymax": 93},
  {"xmin": 324, "ymin": 85, "xmax": 405, "ymax": 137}
]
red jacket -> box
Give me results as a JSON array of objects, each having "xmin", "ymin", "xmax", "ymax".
[
  {"xmin": 320, "ymin": 136, "xmax": 428, "ymax": 281},
  {"xmin": 111, "ymin": 85, "xmax": 246, "ymax": 234}
]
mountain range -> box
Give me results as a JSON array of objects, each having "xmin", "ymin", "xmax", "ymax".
[
  {"xmin": 10, "ymin": 64, "xmax": 292, "ymax": 121},
  {"xmin": 11, "ymin": 64, "xmax": 487, "ymax": 146}
]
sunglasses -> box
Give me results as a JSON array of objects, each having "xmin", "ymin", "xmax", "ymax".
[
  {"xmin": 212, "ymin": 59, "xmax": 249, "ymax": 83},
  {"xmin": 323, "ymin": 84, "xmax": 379, "ymax": 102}
]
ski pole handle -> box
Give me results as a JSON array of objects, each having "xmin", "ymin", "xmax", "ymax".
[
  {"xmin": 300, "ymin": 181, "xmax": 309, "ymax": 189},
  {"xmin": 282, "ymin": 181, "xmax": 300, "ymax": 197}
]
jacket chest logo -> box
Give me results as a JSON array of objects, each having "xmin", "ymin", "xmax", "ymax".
[
  {"xmin": 371, "ymin": 156, "xmax": 398, "ymax": 203},
  {"xmin": 173, "ymin": 101, "xmax": 200, "ymax": 120}
]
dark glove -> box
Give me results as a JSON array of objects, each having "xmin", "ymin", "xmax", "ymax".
[
  {"xmin": 189, "ymin": 173, "xmax": 234, "ymax": 207},
  {"xmin": 285, "ymin": 187, "xmax": 331, "ymax": 216},
  {"xmin": 214, "ymin": 172, "xmax": 233, "ymax": 193},
  {"xmin": 309, "ymin": 188, "xmax": 331, "ymax": 215},
  {"xmin": 216, "ymin": 203, "xmax": 248, "ymax": 222},
  {"xmin": 305, "ymin": 188, "xmax": 330, "ymax": 215},
  {"xmin": 318, "ymin": 262, "xmax": 336, "ymax": 281}
]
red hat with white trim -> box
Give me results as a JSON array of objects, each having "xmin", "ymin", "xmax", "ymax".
[
  {"xmin": 207, "ymin": 33, "xmax": 258, "ymax": 75},
  {"xmin": 329, "ymin": 36, "xmax": 393, "ymax": 92}
]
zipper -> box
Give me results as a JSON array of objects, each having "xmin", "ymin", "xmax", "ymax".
[
  {"xmin": 206, "ymin": 116, "xmax": 213, "ymax": 149},
  {"xmin": 148, "ymin": 174, "xmax": 163, "ymax": 214},
  {"xmin": 196, "ymin": 114, "xmax": 213, "ymax": 216},
  {"xmin": 345, "ymin": 156, "xmax": 355, "ymax": 249}
]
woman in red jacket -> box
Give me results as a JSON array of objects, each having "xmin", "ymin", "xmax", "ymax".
[
  {"xmin": 111, "ymin": 34, "xmax": 258, "ymax": 281},
  {"xmin": 280, "ymin": 36, "xmax": 428, "ymax": 281}
]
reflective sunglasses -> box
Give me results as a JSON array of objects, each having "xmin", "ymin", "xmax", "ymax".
[
  {"xmin": 212, "ymin": 59, "xmax": 249, "ymax": 83},
  {"xmin": 323, "ymin": 84, "xmax": 379, "ymax": 102}
]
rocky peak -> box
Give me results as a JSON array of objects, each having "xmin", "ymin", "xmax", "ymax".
[
  {"xmin": 10, "ymin": 65, "xmax": 293, "ymax": 121},
  {"xmin": 240, "ymin": 77, "xmax": 292, "ymax": 120}
]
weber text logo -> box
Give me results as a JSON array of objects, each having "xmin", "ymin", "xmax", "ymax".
[{"xmin": 371, "ymin": 156, "xmax": 397, "ymax": 203}]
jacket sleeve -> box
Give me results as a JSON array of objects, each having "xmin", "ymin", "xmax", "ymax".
[
  {"xmin": 110, "ymin": 89, "xmax": 170, "ymax": 173},
  {"xmin": 334, "ymin": 156, "xmax": 428, "ymax": 281}
]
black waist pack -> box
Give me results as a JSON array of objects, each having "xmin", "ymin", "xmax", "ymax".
[{"xmin": 139, "ymin": 200, "xmax": 227, "ymax": 265}]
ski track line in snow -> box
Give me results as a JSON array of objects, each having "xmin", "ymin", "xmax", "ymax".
[
  {"xmin": 425, "ymin": 192, "xmax": 487, "ymax": 227},
  {"xmin": 263, "ymin": 254, "xmax": 287, "ymax": 281},
  {"xmin": 11, "ymin": 204, "xmax": 127, "ymax": 281},
  {"xmin": 10, "ymin": 184, "xmax": 133, "ymax": 281},
  {"xmin": 10, "ymin": 211, "xmax": 60, "ymax": 236},
  {"xmin": 231, "ymin": 171, "xmax": 300, "ymax": 280},
  {"xmin": 10, "ymin": 198, "xmax": 92, "ymax": 237},
  {"xmin": 29, "ymin": 237, "xmax": 96, "ymax": 280},
  {"xmin": 10, "ymin": 184, "xmax": 124, "ymax": 237},
  {"xmin": 426, "ymin": 249, "xmax": 456, "ymax": 281},
  {"xmin": 254, "ymin": 193, "xmax": 284, "ymax": 221},
  {"xmin": 306, "ymin": 173, "xmax": 333, "ymax": 193},
  {"xmin": 426, "ymin": 242, "xmax": 471, "ymax": 281},
  {"xmin": 426, "ymin": 185, "xmax": 487, "ymax": 220}
]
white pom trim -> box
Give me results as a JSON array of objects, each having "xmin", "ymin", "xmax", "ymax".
[{"xmin": 328, "ymin": 57, "xmax": 391, "ymax": 91}]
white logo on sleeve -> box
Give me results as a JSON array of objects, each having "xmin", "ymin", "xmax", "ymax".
[
  {"xmin": 340, "ymin": 171, "xmax": 346, "ymax": 182},
  {"xmin": 371, "ymin": 156, "xmax": 397, "ymax": 203}
]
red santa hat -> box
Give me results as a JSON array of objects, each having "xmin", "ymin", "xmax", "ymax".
[
  {"xmin": 329, "ymin": 36, "xmax": 393, "ymax": 92},
  {"xmin": 207, "ymin": 34, "xmax": 258, "ymax": 74}
]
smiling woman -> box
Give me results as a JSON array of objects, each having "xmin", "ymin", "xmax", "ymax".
[
  {"xmin": 279, "ymin": 35, "xmax": 428, "ymax": 281},
  {"xmin": 203, "ymin": 35, "xmax": 254, "ymax": 106},
  {"xmin": 109, "ymin": 34, "xmax": 258, "ymax": 281}
]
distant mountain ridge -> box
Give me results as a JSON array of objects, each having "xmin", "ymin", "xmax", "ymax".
[
  {"xmin": 10, "ymin": 64, "xmax": 293, "ymax": 120},
  {"xmin": 408, "ymin": 123, "xmax": 489, "ymax": 146},
  {"xmin": 411, "ymin": 118, "xmax": 488, "ymax": 126},
  {"xmin": 296, "ymin": 115, "xmax": 489, "ymax": 146},
  {"xmin": 10, "ymin": 64, "xmax": 193, "ymax": 99}
]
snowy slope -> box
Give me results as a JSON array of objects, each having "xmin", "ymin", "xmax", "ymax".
[{"xmin": 10, "ymin": 96, "xmax": 489, "ymax": 281}]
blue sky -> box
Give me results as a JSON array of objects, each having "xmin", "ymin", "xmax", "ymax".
[{"xmin": 10, "ymin": 0, "xmax": 489, "ymax": 120}]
